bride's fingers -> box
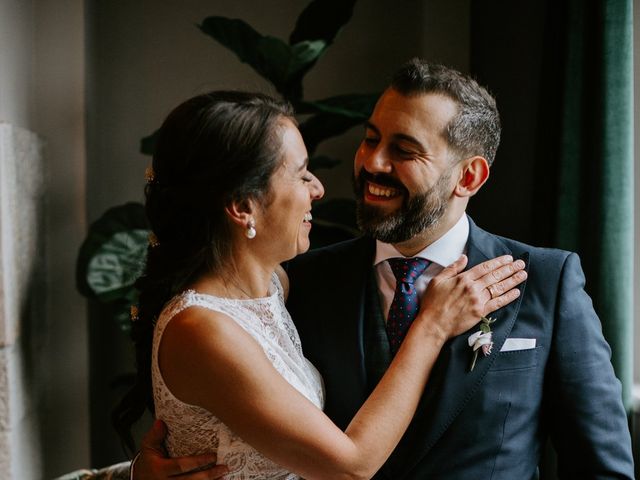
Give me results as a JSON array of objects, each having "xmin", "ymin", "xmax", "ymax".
[
  {"xmin": 483, "ymin": 287, "xmax": 521, "ymax": 315},
  {"xmin": 465, "ymin": 255, "xmax": 515, "ymax": 281},
  {"xmin": 478, "ymin": 259, "xmax": 527, "ymax": 298},
  {"xmin": 484, "ymin": 269, "xmax": 528, "ymax": 302},
  {"xmin": 437, "ymin": 254, "xmax": 468, "ymax": 279}
]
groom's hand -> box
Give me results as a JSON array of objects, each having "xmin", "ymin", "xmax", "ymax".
[{"xmin": 132, "ymin": 419, "xmax": 229, "ymax": 479}]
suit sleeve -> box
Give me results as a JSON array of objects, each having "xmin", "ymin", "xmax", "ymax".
[{"xmin": 546, "ymin": 252, "xmax": 634, "ymax": 479}]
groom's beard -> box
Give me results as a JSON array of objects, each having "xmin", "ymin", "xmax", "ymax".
[{"xmin": 353, "ymin": 169, "xmax": 452, "ymax": 244}]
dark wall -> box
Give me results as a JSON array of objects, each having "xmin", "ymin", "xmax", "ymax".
[{"xmin": 468, "ymin": 1, "xmax": 551, "ymax": 246}]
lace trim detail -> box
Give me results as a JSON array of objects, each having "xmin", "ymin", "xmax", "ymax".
[{"xmin": 152, "ymin": 273, "xmax": 324, "ymax": 479}]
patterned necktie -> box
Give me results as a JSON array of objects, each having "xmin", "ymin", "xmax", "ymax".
[{"xmin": 386, "ymin": 257, "xmax": 430, "ymax": 355}]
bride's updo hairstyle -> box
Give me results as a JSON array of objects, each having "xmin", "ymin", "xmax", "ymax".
[{"xmin": 113, "ymin": 90, "xmax": 294, "ymax": 453}]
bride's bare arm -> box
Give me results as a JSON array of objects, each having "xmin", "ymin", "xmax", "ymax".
[{"xmin": 159, "ymin": 255, "xmax": 525, "ymax": 480}]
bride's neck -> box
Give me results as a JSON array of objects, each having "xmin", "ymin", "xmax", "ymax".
[{"xmin": 191, "ymin": 247, "xmax": 275, "ymax": 299}]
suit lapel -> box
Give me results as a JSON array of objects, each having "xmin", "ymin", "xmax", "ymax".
[{"xmin": 382, "ymin": 217, "xmax": 529, "ymax": 478}]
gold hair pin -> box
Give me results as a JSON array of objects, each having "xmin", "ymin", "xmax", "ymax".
[
  {"xmin": 145, "ymin": 165, "xmax": 155, "ymax": 183},
  {"xmin": 130, "ymin": 305, "xmax": 139, "ymax": 322},
  {"xmin": 148, "ymin": 231, "xmax": 160, "ymax": 247}
]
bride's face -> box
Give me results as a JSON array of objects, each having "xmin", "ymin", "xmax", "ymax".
[{"xmin": 258, "ymin": 119, "xmax": 324, "ymax": 260}]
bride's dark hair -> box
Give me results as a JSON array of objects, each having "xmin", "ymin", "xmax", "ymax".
[{"xmin": 112, "ymin": 90, "xmax": 294, "ymax": 453}]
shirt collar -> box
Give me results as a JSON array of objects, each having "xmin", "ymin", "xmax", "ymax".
[{"xmin": 373, "ymin": 214, "xmax": 469, "ymax": 268}]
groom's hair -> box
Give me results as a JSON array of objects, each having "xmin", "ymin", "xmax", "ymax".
[{"xmin": 391, "ymin": 59, "xmax": 501, "ymax": 166}]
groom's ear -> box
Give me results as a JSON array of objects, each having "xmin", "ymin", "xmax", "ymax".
[{"xmin": 454, "ymin": 156, "xmax": 490, "ymax": 198}]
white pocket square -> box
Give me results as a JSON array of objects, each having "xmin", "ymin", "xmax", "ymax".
[{"xmin": 500, "ymin": 338, "xmax": 536, "ymax": 352}]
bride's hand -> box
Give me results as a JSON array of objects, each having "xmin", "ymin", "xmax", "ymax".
[{"xmin": 416, "ymin": 255, "xmax": 527, "ymax": 342}]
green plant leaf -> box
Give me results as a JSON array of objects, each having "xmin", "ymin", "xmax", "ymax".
[
  {"xmin": 277, "ymin": 38, "xmax": 328, "ymax": 99},
  {"xmin": 199, "ymin": 16, "xmax": 263, "ymax": 64},
  {"xmin": 289, "ymin": 0, "xmax": 357, "ymax": 45},
  {"xmin": 199, "ymin": 17, "xmax": 326, "ymax": 95},
  {"xmin": 309, "ymin": 155, "xmax": 342, "ymax": 171},
  {"xmin": 86, "ymin": 229, "xmax": 149, "ymax": 302},
  {"xmin": 288, "ymin": 0, "xmax": 357, "ymax": 99},
  {"xmin": 298, "ymin": 93, "xmax": 380, "ymax": 118},
  {"xmin": 296, "ymin": 93, "xmax": 379, "ymax": 152},
  {"xmin": 287, "ymin": 40, "xmax": 327, "ymax": 77},
  {"xmin": 76, "ymin": 203, "xmax": 149, "ymax": 299},
  {"xmin": 299, "ymin": 112, "xmax": 366, "ymax": 154}
]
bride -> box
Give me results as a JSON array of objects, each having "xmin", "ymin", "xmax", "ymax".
[{"xmin": 114, "ymin": 90, "xmax": 525, "ymax": 479}]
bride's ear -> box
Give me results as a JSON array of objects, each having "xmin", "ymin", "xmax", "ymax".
[{"xmin": 225, "ymin": 198, "xmax": 256, "ymax": 229}]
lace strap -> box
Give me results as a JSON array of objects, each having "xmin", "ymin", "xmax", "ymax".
[{"xmin": 270, "ymin": 271, "xmax": 285, "ymax": 297}]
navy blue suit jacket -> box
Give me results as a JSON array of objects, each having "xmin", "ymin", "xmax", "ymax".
[{"xmin": 286, "ymin": 217, "xmax": 633, "ymax": 479}]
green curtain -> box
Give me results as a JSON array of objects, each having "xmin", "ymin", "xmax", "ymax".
[{"xmin": 554, "ymin": 0, "xmax": 634, "ymax": 410}]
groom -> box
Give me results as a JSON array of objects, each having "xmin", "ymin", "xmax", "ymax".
[{"xmin": 133, "ymin": 60, "xmax": 634, "ymax": 478}]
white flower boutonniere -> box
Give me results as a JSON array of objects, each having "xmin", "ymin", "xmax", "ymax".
[{"xmin": 468, "ymin": 316, "xmax": 496, "ymax": 371}]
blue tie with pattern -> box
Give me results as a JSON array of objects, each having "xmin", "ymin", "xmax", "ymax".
[{"xmin": 386, "ymin": 257, "xmax": 430, "ymax": 355}]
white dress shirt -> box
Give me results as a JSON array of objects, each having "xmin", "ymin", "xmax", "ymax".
[{"xmin": 374, "ymin": 214, "xmax": 470, "ymax": 321}]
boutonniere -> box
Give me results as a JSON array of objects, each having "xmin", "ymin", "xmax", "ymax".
[{"xmin": 468, "ymin": 316, "xmax": 496, "ymax": 371}]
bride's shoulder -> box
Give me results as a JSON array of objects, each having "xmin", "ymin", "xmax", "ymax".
[
  {"xmin": 158, "ymin": 301, "xmax": 267, "ymax": 409},
  {"xmin": 160, "ymin": 301, "xmax": 257, "ymax": 365},
  {"xmin": 163, "ymin": 301, "xmax": 227, "ymax": 335}
]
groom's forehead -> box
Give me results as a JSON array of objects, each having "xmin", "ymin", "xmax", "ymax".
[{"xmin": 370, "ymin": 90, "xmax": 457, "ymax": 141}]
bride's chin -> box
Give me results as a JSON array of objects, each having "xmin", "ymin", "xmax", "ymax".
[{"xmin": 295, "ymin": 240, "xmax": 311, "ymax": 257}]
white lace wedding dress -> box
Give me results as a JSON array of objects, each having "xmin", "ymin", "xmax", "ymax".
[{"xmin": 152, "ymin": 274, "xmax": 325, "ymax": 479}]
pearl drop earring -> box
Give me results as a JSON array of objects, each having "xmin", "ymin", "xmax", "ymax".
[{"xmin": 246, "ymin": 218, "xmax": 256, "ymax": 239}]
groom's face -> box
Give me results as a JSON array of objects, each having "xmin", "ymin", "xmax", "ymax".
[{"xmin": 353, "ymin": 89, "xmax": 460, "ymax": 243}]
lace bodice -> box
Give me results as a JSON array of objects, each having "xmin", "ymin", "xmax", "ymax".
[{"xmin": 152, "ymin": 273, "xmax": 325, "ymax": 479}]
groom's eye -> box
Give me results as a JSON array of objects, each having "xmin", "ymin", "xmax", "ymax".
[{"xmin": 393, "ymin": 144, "xmax": 414, "ymax": 157}]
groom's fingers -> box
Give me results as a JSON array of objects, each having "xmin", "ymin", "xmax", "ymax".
[
  {"xmin": 167, "ymin": 456, "xmax": 220, "ymax": 478},
  {"xmin": 193, "ymin": 465, "xmax": 230, "ymax": 480},
  {"xmin": 140, "ymin": 419, "xmax": 169, "ymax": 454},
  {"xmin": 136, "ymin": 420, "xmax": 226, "ymax": 479},
  {"xmin": 169, "ymin": 462, "xmax": 229, "ymax": 479},
  {"xmin": 186, "ymin": 466, "xmax": 230, "ymax": 480}
]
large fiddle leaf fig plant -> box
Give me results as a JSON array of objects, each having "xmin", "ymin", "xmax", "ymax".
[
  {"xmin": 78, "ymin": 0, "xmax": 378, "ymax": 331},
  {"xmin": 76, "ymin": 203, "xmax": 149, "ymax": 331}
]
